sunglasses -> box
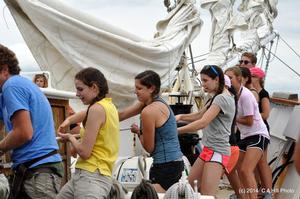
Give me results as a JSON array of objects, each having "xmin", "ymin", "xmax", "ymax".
[{"xmin": 239, "ymin": 60, "xmax": 250, "ymax": 65}]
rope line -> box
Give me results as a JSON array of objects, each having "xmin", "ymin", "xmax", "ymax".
[
  {"xmin": 279, "ymin": 35, "xmax": 300, "ymax": 59},
  {"xmin": 264, "ymin": 48, "xmax": 300, "ymax": 77}
]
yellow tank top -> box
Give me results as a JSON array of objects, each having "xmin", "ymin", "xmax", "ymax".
[{"xmin": 75, "ymin": 98, "xmax": 119, "ymax": 176}]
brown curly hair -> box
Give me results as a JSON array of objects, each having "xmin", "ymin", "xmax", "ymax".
[{"xmin": 0, "ymin": 44, "xmax": 21, "ymax": 74}]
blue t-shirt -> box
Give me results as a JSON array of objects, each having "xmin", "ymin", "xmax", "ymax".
[{"xmin": 0, "ymin": 75, "xmax": 61, "ymax": 168}]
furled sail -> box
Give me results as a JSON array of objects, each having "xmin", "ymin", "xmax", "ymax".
[
  {"xmin": 5, "ymin": 0, "xmax": 202, "ymax": 107},
  {"xmin": 200, "ymin": 0, "xmax": 278, "ymax": 67}
]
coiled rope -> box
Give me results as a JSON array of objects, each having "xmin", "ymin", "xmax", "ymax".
[{"xmin": 163, "ymin": 180, "xmax": 197, "ymax": 199}]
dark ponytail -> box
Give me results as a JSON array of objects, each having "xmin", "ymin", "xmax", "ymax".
[{"xmin": 75, "ymin": 67, "xmax": 108, "ymax": 127}]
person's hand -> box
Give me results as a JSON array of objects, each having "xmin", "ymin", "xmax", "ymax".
[
  {"xmin": 175, "ymin": 114, "xmax": 182, "ymax": 122},
  {"xmin": 57, "ymin": 132, "xmax": 72, "ymax": 142},
  {"xmin": 130, "ymin": 123, "xmax": 140, "ymax": 135},
  {"xmin": 57, "ymin": 118, "xmax": 71, "ymax": 134},
  {"xmin": 56, "ymin": 133, "xmax": 80, "ymax": 142}
]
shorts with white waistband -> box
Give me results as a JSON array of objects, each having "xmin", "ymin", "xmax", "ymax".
[
  {"xmin": 238, "ymin": 134, "xmax": 269, "ymax": 152},
  {"xmin": 199, "ymin": 146, "xmax": 230, "ymax": 173}
]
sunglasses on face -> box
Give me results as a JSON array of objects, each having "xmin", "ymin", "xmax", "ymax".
[{"xmin": 239, "ymin": 60, "xmax": 251, "ymax": 65}]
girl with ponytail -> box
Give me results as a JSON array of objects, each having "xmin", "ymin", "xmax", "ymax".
[
  {"xmin": 176, "ymin": 65, "xmax": 235, "ymax": 197},
  {"xmin": 57, "ymin": 67, "xmax": 120, "ymax": 198}
]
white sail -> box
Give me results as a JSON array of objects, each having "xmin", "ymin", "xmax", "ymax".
[
  {"xmin": 200, "ymin": 0, "xmax": 278, "ymax": 67},
  {"xmin": 5, "ymin": 0, "xmax": 202, "ymax": 107}
]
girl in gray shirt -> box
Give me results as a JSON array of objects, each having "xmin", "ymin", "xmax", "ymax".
[{"xmin": 177, "ymin": 65, "xmax": 235, "ymax": 197}]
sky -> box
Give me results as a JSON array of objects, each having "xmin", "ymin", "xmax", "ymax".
[{"xmin": 0, "ymin": 0, "xmax": 300, "ymax": 96}]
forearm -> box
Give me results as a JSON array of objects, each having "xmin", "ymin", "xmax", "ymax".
[
  {"xmin": 0, "ymin": 131, "xmax": 30, "ymax": 152},
  {"xmin": 294, "ymin": 136, "xmax": 300, "ymax": 174},
  {"xmin": 178, "ymin": 111, "xmax": 202, "ymax": 122},
  {"xmin": 68, "ymin": 136, "xmax": 87, "ymax": 159},
  {"xmin": 236, "ymin": 117, "xmax": 252, "ymax": 126},
  {"xmin": 67, "ymin": 111, "xmax": 86, "ymax": 124},
  {"xmin": 260, "ymin": 112, "xmax": 269, "ymax": 120},
  {"xmin": 119, "ymin": 102, "xmax": 145, "ymax": 121},
  {"xmin": 69, "ymin": 143, "xmax": 78, "ymax": 158},
  {"xmin": 0, "ymin": 110, "xmax": 33, "ymax": 152},
  {"xmin": 178, "ymin": 119, "xmax": 205, "ymax": 134}
]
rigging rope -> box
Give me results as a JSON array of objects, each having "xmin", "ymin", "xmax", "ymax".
[
  {"xmin": 264, "ymin": 48, "xmax": 300, "ymax": 77},
  {"xmin": 269, "ymin": 34, "xmax": 280, "ymax": 63},
  {"xmin": 187, "ymin": 58, "xmax": 207, "ymax": 66},
  {"xmin": 188, "ymin": 45, "xmax": 197, "ymax": 76},
  {"xmin": 279, "ymin": 35, "xmax": 300, "ymax": 59},
  {"xmin": 263, "ymin": 40, "xmax": 274, "ymax": 78},
  {"xmin": 187, "ymin": 52, "xmax": 209, "ymax": 60}
]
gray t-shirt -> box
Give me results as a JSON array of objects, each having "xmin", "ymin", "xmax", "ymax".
[{"xmin": 202, "ymin": 93, "xmax": 235, "ymax": 156}]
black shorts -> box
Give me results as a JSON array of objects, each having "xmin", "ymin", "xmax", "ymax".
[
  {"xmin": 238, "ymin": 134, "xmax": 269, "ymax": 152},
  {"xmin": 149, "ymin": 160, "xmax": 184, "ymax": 190}
]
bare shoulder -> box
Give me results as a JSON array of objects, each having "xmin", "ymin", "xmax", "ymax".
[
  {"xmin": 89, "ymin": 103, "xmax": 105, "ymax": 115},
  {"xmin": 142, "ymin": 101, "xmax": 167, "ymax": 116},
  {"xmin": 141, "ymin": 104, "xmax": 156, "ymax": 116}
]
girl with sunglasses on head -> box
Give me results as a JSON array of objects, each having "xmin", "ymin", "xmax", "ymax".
[
  {"xmin": 119, "ymin": 70, "xmax": 184, "ymax": 193},
  {"xmin": 225, "ymin": 66, "xmax": 271, "ymax": 199},
  {"xmin": 176, "ymin": 65, "xmax": 235, "ymax": 197}
]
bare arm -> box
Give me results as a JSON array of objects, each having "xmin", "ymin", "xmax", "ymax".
[
  {"xmin": 58, "ymin": 104, "xmax": 105, "ymax": 160},
  {"xmin": 178, "ymin": 104, "xmax": 220, "ymax": 134},
  {"xmin": 119, "ymin": 101, "xmax": 144, "ymax": 121},
  {"xmin": 138, "ymin": 108, "xmax": 155, "ymax": 153},
  {"xmin": 176, "ymin": 99, "xmax": 212, "ymax": 122},
  {"xmin": 236, "ymin": 115, "xmax": 253, "ymax": 126},
  {"xmin": 251, "ymin": 91, "xmax": 259, "ymax": 102},
  {"xmin": 294, "ymin": 135, "xmax": 300, "ymax": 175},
  {"xmin": 58, "ymin": 110, "xmax": 86, "ymax": 134},
  {"xmin": 260, "ymin": 97, "xmax": 270, "ymax": 120},
  {"xmin": 176, "ymin": 105, "xmax": 208, "ymax": 122},
  {"xmin": 0, "ymin": 110, "xmax": 33, "ymax": 152}
]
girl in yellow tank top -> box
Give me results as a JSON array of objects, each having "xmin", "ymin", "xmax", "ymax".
[{"xmin": 57, "ymin": 67, "xmax": 119, "ymax": 199}]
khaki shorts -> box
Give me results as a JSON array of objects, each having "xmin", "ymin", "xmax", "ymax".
[
  {"xmin": 56, "ymin": 169, "xmax": 112, "ymax": 199},
  {"xmin": 24, "ymin": 172, "xmax": 61, "ymax": 199}
]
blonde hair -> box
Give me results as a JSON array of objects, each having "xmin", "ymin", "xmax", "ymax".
[
  {"xmin": 33, "ymin": 73, "xmax": 48, "ymax": 88},
  {"xmin": 225, "ymin": 66, "xmax": 242, "ymax": 83}
]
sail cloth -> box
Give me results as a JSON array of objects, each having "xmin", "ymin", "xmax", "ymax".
[
  {"xmin": 200, "ymin": 0, "xmax": 278, "ymax": 67},
  {"xmin": 5, "ymin": 0, "xmax": 202, "ymax": 107}
]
